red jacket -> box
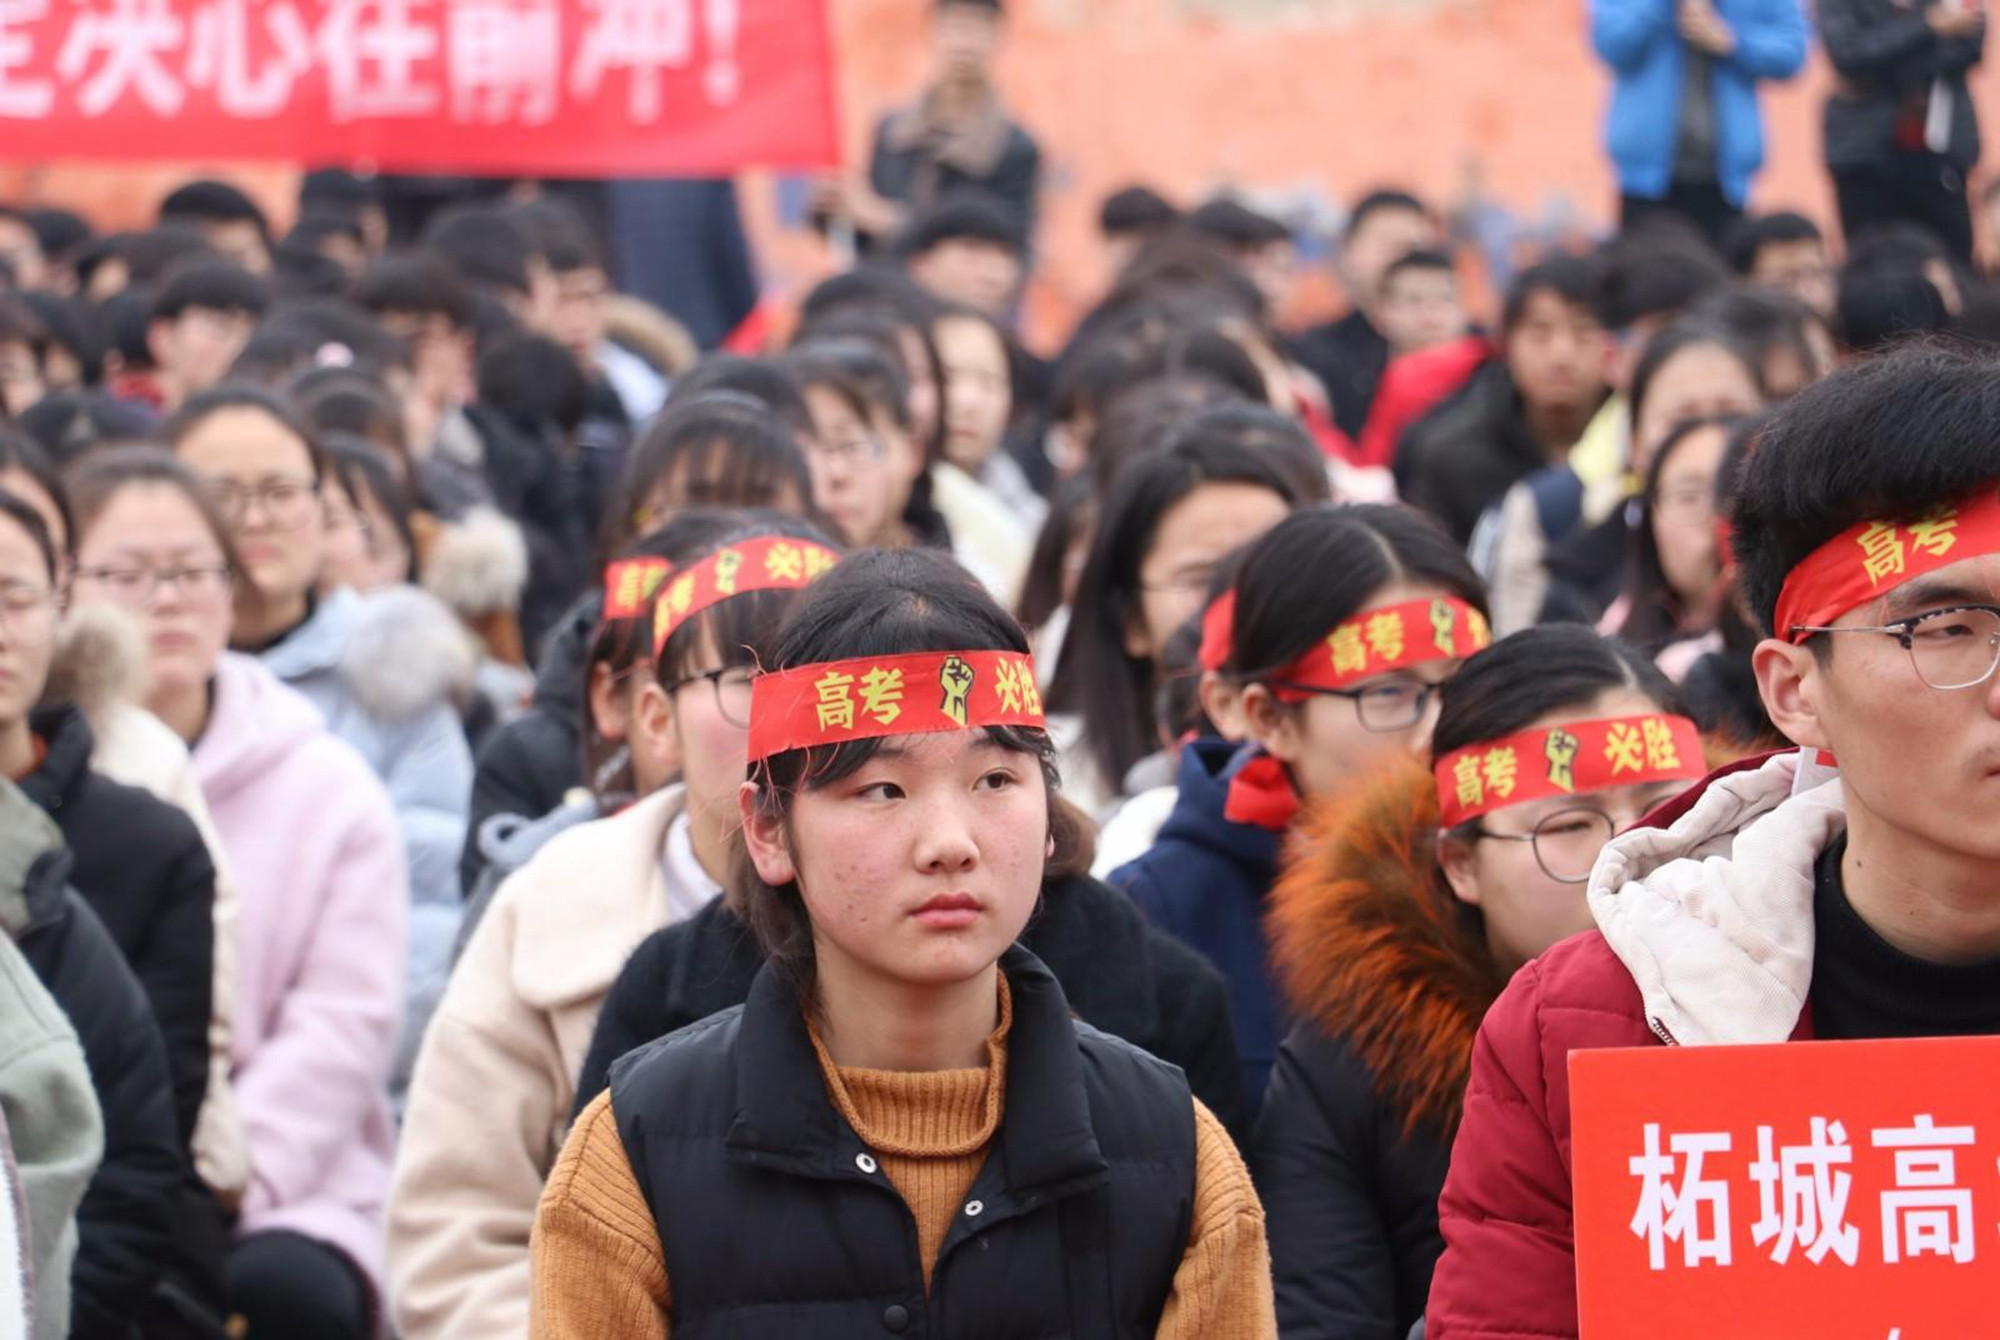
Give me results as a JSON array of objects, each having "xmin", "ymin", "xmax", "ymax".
[{"xmin": 1425, "ymin": 751, "xmax": 1841, "ymax": 1338}]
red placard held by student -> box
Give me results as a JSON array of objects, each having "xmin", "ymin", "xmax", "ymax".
[{"xmin": 1571, "ymin": 1037, "xmax": 2000, "ymax": 1338}]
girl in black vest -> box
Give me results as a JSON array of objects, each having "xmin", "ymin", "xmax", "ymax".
[{"xmin": 532, "ymin": 548, "xmax": 1277, "ymax": 1339}]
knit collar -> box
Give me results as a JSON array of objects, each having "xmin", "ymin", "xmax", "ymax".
[
  {"xmin": 805, "ymin": 976, "xmax": 1012, "ymax": 1159},
  {"xmin": 728, "ymin": 946, "xmax": 1108, "ymax": 1196}
]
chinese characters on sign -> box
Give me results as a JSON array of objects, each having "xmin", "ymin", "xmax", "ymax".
[
  {"xmin": 1572, "ymin": 1036, "xmax": 2000, "ymax": 1338},
  {"xmin": 0, "ymin": 0, "xmax": 836, "ymax": 175}
]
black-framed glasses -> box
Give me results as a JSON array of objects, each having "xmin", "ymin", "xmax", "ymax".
[
  {"xmin": 661, "ymin": 665, "xmax": 756, "ymax": 728},
  {"xmin": 206, "ymin": 477, "xmax": 321, "ymax": 531},
  {"xmin": 74, "ymin": 563, "xmax": 232, "ymax": 608},
  {"xmin": 1272, "ymin": 678, "xmax": 1440, "ymax": 732},
  {"xmin": 1789, "ymin": 603, "xmax": 2000, "ymax": 691},
  {"xmin": 1472, "ymin": 806, "xmax": 1618, "ymax": 884}
]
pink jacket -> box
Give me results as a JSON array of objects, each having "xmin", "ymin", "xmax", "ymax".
[{"xmin": 192, "ymin": 653, "xmax": 406, "ymax": 1299}]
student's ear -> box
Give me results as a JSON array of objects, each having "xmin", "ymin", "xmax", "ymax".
[
  {"xmin": 738, "ymin": 781, "xmax": 796, "ymax": 886},
  {"xmin": 587, "ymin": 662, "xmax": 634, "ymax": 745},
  {"xmin": 1240, "ymin": 682, "xmax": 1305, "ymax": 765},
  {"xmin": 1752, "ymin": 636, "xmax": 1831, "ymax": 752},
  {"xmin": 1438, "ymin": 833, "xmax": 1483, "ymax": 909},
  {"xmin": 1197, "ymin": 671, "xmax": 1248, "ymax": 743},
  {"xmin": 145, "ymin": 318, "xmax": 173, "ymax": 371},
  {"xmin": 628, "ymin": 681, "xmax": 684, "ymax": 784}
]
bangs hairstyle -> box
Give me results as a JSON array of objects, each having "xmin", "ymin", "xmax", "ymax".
[
  {"xmin": 783, "ymin": 337, "xmax": 913, "ymax": 430},
  {"xmin": 0, "ymin": 428, "xmax": 73, "ymax": 555},
  {"xmin": 737, "ymin": 548, "xmax": 1092, "ymax": 988},
  {"xmin": 650, "ymin": 510, "xmax": 842, "ymax": 689},
  {"xmin": 1431, "ymin": 624, "xmax": 1683, "ymax": 840},
  {"xmin": 1226, "ymin": 504, "xmax": 1487, "ymax": 683},
  {"xmin": 166, "ymin": 382, "xmax": 330, "ymax": 483},
  {"xmin": 64, "ymin": 446, "xmax": 245, "ymax": 578},
  {"xmin": 603, "ymin": 392, "xmax": 816, "ymax": 559},
  {"xmin": 0, "ymin": 488, "xmax": 57, "ymax": 582}
]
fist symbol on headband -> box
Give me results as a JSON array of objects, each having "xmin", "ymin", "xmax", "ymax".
[
  {"xmin": 1545, "ymin": 729, "xmax": 1581, "ymax": 793},
  {"xmin": 940, "ymin": 656, "xmax": 975, "ymax": 727}
]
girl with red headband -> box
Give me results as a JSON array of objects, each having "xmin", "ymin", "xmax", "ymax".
[
  {"xmin": 532, "ymin": 547, "xmax": 1276, "ymax": 1339},
  {"xmin": 1257, "ymin": 625, "xmax": 1706, "ymax": 1340},
  {"xmin": 1109, "ymin": 504, "xmax": 1488, "ymax": 1120}
]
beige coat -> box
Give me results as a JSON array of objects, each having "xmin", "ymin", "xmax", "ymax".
[{"xmin": 386, "ymin": 786, "xmax": 714, "ymax": 1340}]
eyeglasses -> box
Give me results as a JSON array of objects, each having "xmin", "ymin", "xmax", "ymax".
[
  {"xmin": 74, "ymin": 563, "xmax": 232, "ymax": 608},
  {"xmin": 1653, "ymin": 484, "xmax": 1716, "ymax": 528},
  {"xmin": 1789, "ymin": 603, "xmax": 2000, "ymax": 692},
  {"xmin": 661, "ymin": 665, "xmax": 756, "ymax": 729},
  {"xmin": 206, "ymin": 478, "xmax": 321, "ymax": 531},
  {"xmin": 810, "ymin": 436, "xmax": 888, "ymax": 468},
  {"xmin": 0, "ymin": 581, "xmax": 58, "ymax": 645},
  {"xmin": 1472, "ymin": 806, "xmax": 1618, "ymax": 884},
  {"xmin": 1272, "ymin": 678, "xmax": 1440, "ymax": 732}
]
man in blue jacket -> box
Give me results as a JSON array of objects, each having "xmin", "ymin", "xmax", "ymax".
[{"xmin": 1593, "ymin": 0, "xmax": 1809, "ymax": 242}]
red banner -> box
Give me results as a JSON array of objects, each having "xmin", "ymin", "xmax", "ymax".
[
  {"xmin": 0, "ymin": 0, "xmax": 838, "ymax": 175},
  {"xmin": 1571, "ymin": 1037, "xmax": 2000, "ymax": 1339}
]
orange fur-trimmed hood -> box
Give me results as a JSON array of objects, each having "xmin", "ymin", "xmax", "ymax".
[{"xmin": 1266, "ymin": 761, "xmax": 1502, "ymax": 1141}]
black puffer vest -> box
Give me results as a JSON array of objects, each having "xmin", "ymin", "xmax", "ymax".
[{"xmin": 608, "ymin": 946, "xmax": 1197, "ymax": 1338}]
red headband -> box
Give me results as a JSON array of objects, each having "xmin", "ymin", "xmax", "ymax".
[
  {"xmin": 1434, "ymin": 713, "xmax": 1705, "ymax": 829},
  {"xmin": 1197, "ymin": 590, "xmax": 1236, "ymax": 674},
  {"xmin": 603, "ymin": 558, "xmax": 670, "ymax": 620},
  {"xmin": 749, "ymin": 650, "xmax": 1046, "ymax": 763},
  {"xmin": 1270, "ymin": 596, "xmax": 1491, "ymax": 699},
  {"xmin": 1773, "ymin": 489, "xmax": 2000, "ymax": 643},
  {"xmin": 652, "ymin": 537, "xmax": 840, "ymax": 654}
]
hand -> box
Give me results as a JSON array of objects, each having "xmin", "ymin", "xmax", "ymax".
[
  {"xmin": 1929, "ymin": 3, "xmax": 1987, "ymax": 38},
  {"xmin": 1679, "ymin": 0, "xmax": 1737, "ymax": 55}
]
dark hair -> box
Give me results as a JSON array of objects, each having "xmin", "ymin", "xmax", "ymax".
[
  {"xmin": 150, "ymin": 258, "xmax": 270, "ymax": 323},
  {"xmin": 1613, "ymin": 413, "xmax": 1746, "ymax": 651},
  {"xmin": 738, "ymin": 547, "xmax": 1090, "ymax": 991},
  {"xmin": 159, "ymin": 180, "xmax": 270, "ymax": 240},
  {"xmin": 1053, "ymin": 301, "xmax": 1269, "ymax": 433},
  {"xmin": 245, "ymin": 299, "xmax": 411, "ymax": 380},
  {"xmin": 605, "ymin": 393, "xmax": 816, "ymax": 558},
  {"xmin": 1344, "ymin": 189, "xmax": 1429, "ymax": 243},
  {"xmin": 0, "ymin": 428, "xmax": 72, "ymax": 554},
  {"xmin": 351, "ymin": 255, "xmax": 476, "ymax": 330},
  {"xmin": 1383, "ymin": 248, "xmax": 1456, "ymax": 289},
  {"xmin": 322, "ymin": 434, "xmax": 416, "ymax": 581},
  {"xmin": 0, "ymin": 293, "xmax": 47, "ymax": 362},
  {"xmin": 299, "ymin": 169, "xmax": 382, "ymax": 215},
  {"xmin": 421, "ymin": 205, "xmax": 537, "ymax": 298},
  {"xmin": 117, "ymin": 226, "xmax": 218, "ymax": 289},
  {"xmin": 23, "ymin": 208, "xmax": 91, "ymax": 263},
  {"xmin": 665, "ymin": 354, "xmax": 816, "ymax": 443},
  {"xmin": 478, "ymin": 333, "xmax": 589, "ymax": 437},
  {"xmin": 507, "ymin": 199, "xmax": 604, "ymax": 275},
  {"xmin": 796, "ymin": 308, "xmax": 949, "ymax": 461},
  {"xmin": 20, "ymin": 291, "xmax": 104, "ymax": 385},
  {"xmin": 1597, "ymin": 232, "xmax": 1731, "ymax": 330},
  {"xmin": 1721, "ymin": 211, "xmax": 1823, "ymax": 275},
  {"xmin": 103, "ymin": 290, "xmax": 155, "ymax": 371},
  {"xmin": 1017, "ymin": 473, "xmax": 1095, "ymax": 633},
  {"xmin": 1099, "ymin": 185, "xmax": 1180, "ymax": 237},
  {"xmin": 1692, "ymin": 287, "xmax": 1823, "ymax": 386},
  {"xmin": 1083, "ymin": 373, "xmax": 1260, "ymax": 497},
  {"xmin": 1228, "ymin": 504, "xmax": 1486, "ymax": 684},
  {"xmin": 0, "ymin": 487, "xmax": 56, "ymax": 582},
  {"xmin": 1501, "ymin": 254, "xmax": 1604, "ymax": 333},
  {"xmin": 896, "ymin": 191, "xmax": 1028, "ymax": 262},
  {"xmin": 783, "ymin": 336, "xmax": 912, "ymax": 431},
  {"xmin": 15, "ymin": 391, "xmax": 156, "ymax": 465},
  {"xmin": 65, "ymin": 446, "xmax": 243, "ymax": 579},
  {"xmin": 1838, "ymin": 255, "xmax": 1954, "ymax": 351},
  {"xmin": 1432, "ymin": 625, "xmax": 1683, "ymax": 838},
  {"xmin": 1048, "ymin": 429, "xmax": 1312, "ymax": 788},
  {"xmin": 1096, "ymin": 233, "xmax": 1266, "ymax": 327},
  {"xmin": 286, "ymin": 211, "xmax": 365, "ymax": 253},
  {"xmin": 1732, "ymin": 342, "xmax": 2000, "ymax": 638},
  {"xmin": 166, "ymin": 382, "xmax": 328, "ymax": 483},
  {"xmin": 290, "ymin": 367, "xmax": 408, "ymax": 463},
  {"xmin": 1627, "ymin": 318, "xmax": 1760, "ymax": 438},
  {"xmin": 1186, "ymin": 197, "xmax": 1291, "ymax": 251},
  {"xmin": 799, "ymin": 265, "xmax": 943, "ymax": 329}
]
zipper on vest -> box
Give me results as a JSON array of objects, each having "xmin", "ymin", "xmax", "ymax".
[{"xmin": 1648, "ymin": 1016, "xmax": 1679, "ymax": 1046}]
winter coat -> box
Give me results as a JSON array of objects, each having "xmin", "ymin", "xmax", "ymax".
[
  {"xmin": 388, "ymin": 787, "xmax": 716, "ymax": 1340},
  {"xmin": 1592, "ymin": 0, "xmax": 1807, "ymax": 205},
  {"xmin": 2, "ymin": 781, "xmax": 193, "ymax": 1340},
  {"xmin": 573, "ymin": 872, "xmax": 1251, "ymax": 1145},
  {"xmin": 1393, "ymin": 361, "xmax": 1559, "ymax": 546},
  {"xmin": 461, "ymin": 593, "xmax": 594, "ymax": 897},
  {"xmin": 0, "ymin": 866, "xmax": 98, "ymax": 1340},
  {"xmin": 1426, "ymin": 750, "xmax": 1841, "ymax": 1338},
  {"xmin": 1290, "ymin": 311, "xmax": 1392, "ymax": 443},
  {"xmin": 256, "ymin": 584, "xmax": 473, "ymax": 1090},
  {"xmin": 43, "ymin": 605, "xmax": 247, "ymax": 1203},
  {"xmin": 458, "ymin": 402, "xmax": 591, "ymax": 655},
  {"xmin": 192, "ymin": 653, "xmax": 405, "ymax": 1304},
  {"xmin": 868, "ymin": 93, "xmax": 1042, "ymax": 239},
  {"xmin": 1109, "ymin": 739, "xmax": 1285, "ymax": 1120},
  {"xmin": 0, "ymin": 1110, "xmax": 30, "ymax": 1340},
  {"xmin": 1256, "ymin": 766, "xmax": 1504, "ymax": 1340},
  {"xmin": 1357, "ymin": 338, "xmax": 1493, "ymax": 473},
  {"xmin": 1820, "ymin": 0, "xmax": 1985, "ymax": 172}
]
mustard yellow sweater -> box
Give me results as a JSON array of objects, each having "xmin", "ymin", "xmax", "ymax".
[{"xmin": 529, "ymin": 988, "xmax": 1276, "ymax": 1339}]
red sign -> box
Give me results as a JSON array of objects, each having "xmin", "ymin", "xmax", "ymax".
[
  {"xmin": 1572, "ymin": 1038, "xmax": 2000, "ymax": 1339},
  {"xmin": 0, "ymin": 0, "xmax": 838, "ymax": 176}
]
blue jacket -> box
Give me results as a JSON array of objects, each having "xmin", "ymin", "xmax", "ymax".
[
  {"xmin": 1593, "ymin": 0, "xmax": 1808, "ymax": 205},
  {"xmin": 1109, "ymin": 740, "xmax": 1284, "ymax": 1119}
]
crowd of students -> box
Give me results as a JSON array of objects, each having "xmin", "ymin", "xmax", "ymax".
[{"xmin": 1, "ymin": 1, "xmax": 2000, "ymax": 1338}]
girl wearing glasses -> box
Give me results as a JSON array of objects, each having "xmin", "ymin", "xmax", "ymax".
[
  {"xmin": 1255, "ymin": 625, "xmax": 1704, "ymax": 1340},
  {"xmin": 1604, "ymin": 414, "xmax": 1743, "ymax": 660},
  {"xmin": 388, "ymin": 512, "xmax": 839, "ymax": 1340},
  {"xmin": 66, "ymin": 449, "xmax": 405, "ymax": 1340},
  {"xmin": 533, "ymin": 547, "xmax": 1276, "ymax": 1338},
  {"xmin": 1108, "ymin": 504, "xmax": 1487, "ymax": 1119}
]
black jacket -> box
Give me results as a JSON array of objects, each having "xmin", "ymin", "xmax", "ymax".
[
  {"xmin": 459, "ymin": 592, "xmax": 594, "ymax": 896},
  {"xmin": 1288, "ymin": 310, "xmax": 1390, "ymax": 442},
  {"xmin": 1821, "ymin": 0, "xmax": 1985, "ymax": 171},
  {"xmin": 575, "ymin": 873, "xmax": 1250, "ymax": 1144},
  {"xmin": 20, "ymin": 706, "xmax": 214, "ymax": 1146},
  {"xmin": 1254, "ymin": 768, "xmax": 1504, "ymax": 1340},
  {"xmin": 1392, "ymin": 360, "xmax": 1554, "ymax": 546},
  {"xmin": 867, "ymin": 106, "xmax": 1042, "ymax": 241},
  {"xmin": 4, "ymin": 782, "xmax": 222, "ymax": 1339},
  {"xmin": 611, "ymin": 947, "xmax": 1195, "ymax": 1338},
  {"xmin": 464, "ymin": 402, "xmax": 592, "ymax": 655}
]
